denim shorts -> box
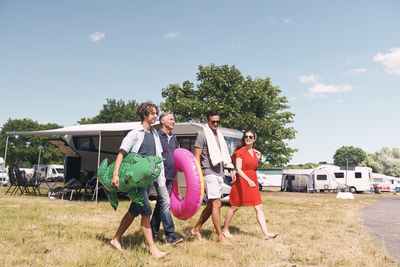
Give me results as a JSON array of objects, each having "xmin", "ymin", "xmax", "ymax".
[{"xmin": 128, "ymin": 182, "xmax": 153, "ymax": 217}]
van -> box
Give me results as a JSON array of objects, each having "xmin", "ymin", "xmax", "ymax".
[
  {"xmin": 0, "ymin": 157, "xmax": 9, "ymax": 186},
  {"xmin": 32, "ymin": 164, "xmax": 64, "ymax": 181}
]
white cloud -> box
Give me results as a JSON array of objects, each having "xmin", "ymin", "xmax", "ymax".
[
  {"xmin": 370, "ymin": 101, "xmax": 383, "ymax": 107},
  {"xmin": 164, "ymin": 31, "xmax": 181, "ymax": 39},
  {"xmin": 308, "ymin": 83, "xmax": 353, "ymax": 94},
  {"xmin": 373, "ymin": 47, "xmax": 400, "ymax": 75},
  {"xmin": 89, "ymin": 32, "xmax": 106, "ymax": 42},
  {"xmin": 283, "ymin": 18, "xmax": 292, "ymax": 23},
  {"xmin": 345, "ymin": 68, "xmax": 367, "ymax": 75},
  {"xmin": 299, "ymin": 74, "xmax": 319, "ymax": 84}
]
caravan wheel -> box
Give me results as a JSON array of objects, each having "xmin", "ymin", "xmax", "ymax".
[{"xmin": 349, "ymin": 187, "xmax": 357, "ymax": 193}]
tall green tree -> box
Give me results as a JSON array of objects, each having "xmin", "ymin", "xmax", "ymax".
[
  {"xmin": 78, "ymin": 99, "xmax": 140, "ymax": 124},
  {"xmin": 333, "ymin": 146, "xmax": 367, "ymax": 167},
  {"xmin": 161, "ymin": 64, "xmax": 296, "ymax": 166},
  {"xmin": 366, "ymin": 147, "xmax": 400, "ymax": 176},
  {"xmin": 0, "ymin": 119, "xmax": 64, "ymax": 167}
]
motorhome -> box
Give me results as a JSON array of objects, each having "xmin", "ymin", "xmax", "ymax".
[
  {"xmin": 6, "ymin": 122, "xmax": 243, "ymax": 201},
  {"xmin": 333, "ymin": 166, "xmax": 372, "ymax": 193},
  {"xmin": 0, "ymin": 157, "xmax": 9, "ymax": 186},
  {"xmin": 372, "ymin": 173, "xmax": 393, "ymax": 192},
  {"xmin": 33, "ymin": 164, "xmax": 64, "ymax": 181},
  {"xmin": 257, "ymin": 169, "xmax": 283, "ymax": 190}
]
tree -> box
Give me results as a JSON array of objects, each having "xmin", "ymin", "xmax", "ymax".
[
  {"xmin": 0, "ymin": 119, "xmax": 64, "ymax": 167},
  {"xmin": 161, "ymin": 64, "xmax": 296, "ymax": 166},
  {"xmin": 287, "ymin": 162, "xmax": 320, "ymax": 169},
  {"xmin": 366, "ymin": 147, "xmax": 400, "ymax": 176},
  {"xmin": 333, "ymin": 146, "xmax": 367, "ymax": 167},
  {"xmin": 78, "ymin": 99, "xmax": 140, "ymax": 124}
]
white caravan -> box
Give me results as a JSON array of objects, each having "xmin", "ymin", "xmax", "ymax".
[
  {"xmin": 333, "ymin": 166, "xmax": 372, "ymax": 193},
  {"xmin": 311, "ymin": 165, "xmax": 340, "ymax": 192},
  {"xmin": 0, "ymin": 157, "xmax": 9, "ymax": 186},
  {"xmin": 257, "ymin": 169, "xmax": 283, "ymax": 189},
  {"xmin": 32, "ymin": 164, "xmax": 64, "ymax": 181}
]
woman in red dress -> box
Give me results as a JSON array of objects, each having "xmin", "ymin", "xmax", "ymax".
[{"xmin": 222, "ymin": 130, "xmax": 278, "ymax": 239}]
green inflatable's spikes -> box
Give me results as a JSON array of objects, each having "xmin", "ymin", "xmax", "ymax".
[
  {"xmin": 147, "ymin": 156, "xmax": 165, "ymax": 165},
  {"xmin": 108, "ymin": 192, "xmax": 119, "ymax": 211}
]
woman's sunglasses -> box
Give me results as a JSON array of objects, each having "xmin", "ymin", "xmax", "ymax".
[{"xmin": 244, "ymin": 135, "xmax": 254, "ymax": 139}]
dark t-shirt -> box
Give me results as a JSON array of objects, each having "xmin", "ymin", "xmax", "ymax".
[
  {"xmin": 158, "ymin": 129, "xmax": 179, "ymax": 180},
  {"xmin": 138, "ymin": 131, "xmax": 156, "ymax": 157}
]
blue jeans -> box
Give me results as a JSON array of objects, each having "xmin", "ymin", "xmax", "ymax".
[{"xmin": 150, "ymin": 179, "xmax": 176, "ymax": 239}]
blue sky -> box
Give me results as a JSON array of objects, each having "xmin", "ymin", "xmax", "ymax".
[{"xmin": 1, "ymin": 0, "xmax": 399, "ymax": 164}]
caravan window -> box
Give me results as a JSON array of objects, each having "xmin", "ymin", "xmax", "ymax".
[
  {"xmin": 373, "ymin": 178, "xmax": 383, "ymax": 183},
  {"xmin": 334, "ymin": 172, "xmax": 344, "ymax": 178},
  {"xmin": 73, "ymin": 136, "xmax": 96, "ymax": 151},
  {"xmin": 177, "ymin": 137, "xmax": 196, "ymax": 153},
  {"xmin": 355, "ymin": 172, "xmax": 362, "ymax": 178},
  {"xmin": 316, "ymin": 175, "xmax": 327, "ymax": 180},
  {"xmin": 52, "ymin": 169, "xmax": 57, "ymax": 174}
]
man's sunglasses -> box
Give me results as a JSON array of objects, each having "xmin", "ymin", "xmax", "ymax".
[
  {"xmin": 210, "ymin": 120, "xmax": 220, "ymax": 125},
  {"xmin": 244, "ymin": 135, "xmax": 254, "ymax": 139}
]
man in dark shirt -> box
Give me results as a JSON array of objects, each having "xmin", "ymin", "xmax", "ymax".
[{"xmin": 150, "ymin": 111, "xmax": 183, "ymax": 244}]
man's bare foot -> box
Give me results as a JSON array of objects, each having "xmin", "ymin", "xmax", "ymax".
[
  {"xmin": 219, "ymin": 237, "xmax": 233, "ymax": 246},
  {"xmin": 190, "ymin": 228, "xmax": 203, "ymax": 240},
  {"xmin": 222, "ymin": 229, "xmax": 232, "ymax": 238},
  {"xmin": 151, "ymin": 249, "xmax": 168, "ymax": 259},
  {"xmin": 110, "ymin": 238, "xmax": 126, "ymax": 252},
  {"xmin": 264, "ymin": 233, "xmax": 279, "ymax": 240}
]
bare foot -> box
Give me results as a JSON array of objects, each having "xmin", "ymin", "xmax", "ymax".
[
  {"xmin": 264, "ymin": 233, "xmax": 279, "ymax": 240},
  {"xmin": 110, "ymin": 238, "xmax": 126, "ymax": 252},
  {"xmin": 151, "ymin": 249, "xmax": 168, "ymax": 259},
  {"xmin": 219, "ymin": 237, "xmax": 233, "ymax": 246},
  {"xmin": 190, "ymin": 228, "xmax": 203, "ymax": 240},
  {"xmin": 222, "ymin": 229, "xmax": 232, "ymax": 238}
]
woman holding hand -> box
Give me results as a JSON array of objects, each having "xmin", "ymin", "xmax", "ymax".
[{"xmin": 222, "ymin": 130, "xmax": 278, "ymax": 239}]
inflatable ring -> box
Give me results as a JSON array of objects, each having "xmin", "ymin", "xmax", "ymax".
[{"xmin": 170, "ymin": 148, "xmax": 204, "ymax": 220}]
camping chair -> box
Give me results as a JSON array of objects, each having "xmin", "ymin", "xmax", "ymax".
[
  {"xmin": 14, "ymin": 167, "xmax": 38, "ymax": 195},
  {"xmin": 5, "ymin": 166, "xmax": 23, "ymax": 195},
  {"xmin": 82, "ymin": 176, "xmax": 108, "ymax": 201}
]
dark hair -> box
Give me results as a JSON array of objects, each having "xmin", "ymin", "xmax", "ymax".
[
  {"xmin": 206, "ymin": 110, "xmax": 219, "ymax": 121},
  {"xmin": 235, "ymin": 130, "xmax": 257, "ymax": 151},
  {"xmin": 137, "ymin": 102, "xmax": 159, "ymax": 122}
]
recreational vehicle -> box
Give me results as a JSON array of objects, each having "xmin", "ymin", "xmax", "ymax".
[
  {"xmin": 333, "ymin": 166, "xmax": 372, "ymax": 193},
  {"xmin": 32, "ymin": 164, "xmax": 64, "ymax": 181},
  {"xmin": 372, "ymin": 173, "xmax": 392, "ymax": 192},
  {"xmin": 311, "ymin": 165, "xmax": 340, "ymax": 192},
  {"xmin": 281, "ymin": 169, "xmax": 314, "ymax": 192},
  {"xmin": 257, "ymin": 169, "xmax": 283, "ymax": 189},
  {"xmin": 0, "ymin": 157, "xmax": 9, "ymax": 186}
]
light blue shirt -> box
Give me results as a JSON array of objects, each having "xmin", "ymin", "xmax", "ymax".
[{"xmin": 119, "ymin": 123, "xmax": 165, "ymax": 183}]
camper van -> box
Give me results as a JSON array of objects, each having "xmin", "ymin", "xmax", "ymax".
[
  {"xmin": 0, "ymin": 157, "xmax": 9, "ymax": 186},
  {"xmin": 32, "ymin": 164, "xmax": 64, "ymax": 181},
  {"xmin": 333, "ymin": 166, "xmax": 372, "ymax": 193}
]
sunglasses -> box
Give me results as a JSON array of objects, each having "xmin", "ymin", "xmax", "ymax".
[
  {"xmin": 244, "ymin": 135, "xmax": 254, "ymax": 139},
  {"xmin": 210, "ymin": 120, "xmax": 220, "ymax": 125}
]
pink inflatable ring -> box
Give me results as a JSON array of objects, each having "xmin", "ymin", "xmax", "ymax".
[{"xmin": 170, "ymin": 148, "xmax": 204, "ymax": 220}]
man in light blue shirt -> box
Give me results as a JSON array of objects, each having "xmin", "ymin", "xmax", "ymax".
[{"xmin": 110, "ymin": 102, "xmax": 167, "ymax": 259}]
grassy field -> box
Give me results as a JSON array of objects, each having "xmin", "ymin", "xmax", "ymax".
[{"xmin": 0, "ymin": 191, "xmax": 398, "ymax": 266}]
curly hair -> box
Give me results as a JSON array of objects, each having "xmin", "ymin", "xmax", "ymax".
[
  {"xmin": 235, "ymin": 130, "xmax": 257, "ymax": 152},
  {"xmin": 137, "ymin": 101, "xmax": 159, "ymax": 122}
]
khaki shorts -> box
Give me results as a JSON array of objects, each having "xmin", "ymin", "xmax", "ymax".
[{"xmin": 204, "ymin": 174, "xmax": 223, "ymax": 199}]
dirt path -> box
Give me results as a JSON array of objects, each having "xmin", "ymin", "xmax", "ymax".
[{"xmin": 362, "ymin": 198, "xmax": 400, "ymax": 264}]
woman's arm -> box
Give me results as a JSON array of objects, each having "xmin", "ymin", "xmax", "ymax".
[{"xmin": 235, "ymin": 157, "xmax": 256, "ymax": 188}]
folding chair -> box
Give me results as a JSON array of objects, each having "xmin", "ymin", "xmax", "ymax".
[{"xmin": 5, "ymin": 166, "xmax": 22, "ymax": 195}]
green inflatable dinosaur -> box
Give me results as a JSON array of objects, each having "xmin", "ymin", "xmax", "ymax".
[{"xmin": 98, "ymin": 153, "xmax": 165, "ymax": 210}]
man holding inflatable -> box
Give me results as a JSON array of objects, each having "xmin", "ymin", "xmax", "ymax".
[
  {"xmin": 190, "ymin": 110, "xmax": 233, "ymax": 246},
  {"xmin": 150, "ymin": 111, "xmax": 183, "ymax": 245}
]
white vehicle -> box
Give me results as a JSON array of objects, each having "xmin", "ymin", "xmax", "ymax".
[
  {"xmin": 281, "ymin": 169, "xmax": 314, "ymax": 192},
  {"xmin": 6, "ymin": 122, "xmax": 242, "ymax": 200},
  {"xmin": 0, "ymin": 157, "xmax": 9, "ymax": 186},
  {"xmin": 311, "ymin": 165, "xmax": 339, "ymax": 192},
  {"xmin": 372, "ymin": 173, "xmax": 392, "ymax": 192},
  {"xmin": 257, "ymin": 169, "xmax": 283, "ymax": 189},
  {"xmin": 333, "ymin": 166, "xmax": 373, "ymax": 193},
  {"xmin": 32, "ymin": 164, "xmax": 64, "ymax": 181}
]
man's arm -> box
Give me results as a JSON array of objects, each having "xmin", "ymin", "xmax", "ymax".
[
  {"xmin": 112, "ymin": 149, "xmax": 127, "ymax": 187},
  {"xmin": 194, "ymin": 147, "xmax": 202, "ymax": 165}
]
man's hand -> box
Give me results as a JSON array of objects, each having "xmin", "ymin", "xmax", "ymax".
[{"xmin": 112, "ymin": 174, "xmax": 120, "ymax": 187}]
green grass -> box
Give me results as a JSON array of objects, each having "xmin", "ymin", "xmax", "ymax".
[{"xmin": 0, "ymin": 191, "xmax": 397, "ymax": 266}]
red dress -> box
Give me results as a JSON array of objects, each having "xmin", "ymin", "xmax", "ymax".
[{"xmin": 229, "ymin": 147, "xmax": 262, "ymax": 206}]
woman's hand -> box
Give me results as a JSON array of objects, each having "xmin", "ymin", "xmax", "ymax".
[
  {"xmin": 247, "ymin": 180, "xmax": 256, "ymax": 188},
  {"xmin": 112, "ymin": 174, "xmax": 120, "ymax": 187},
  {"xmin": 255, "ymin": 150, "xmax": 261, "ymax": 160}
]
